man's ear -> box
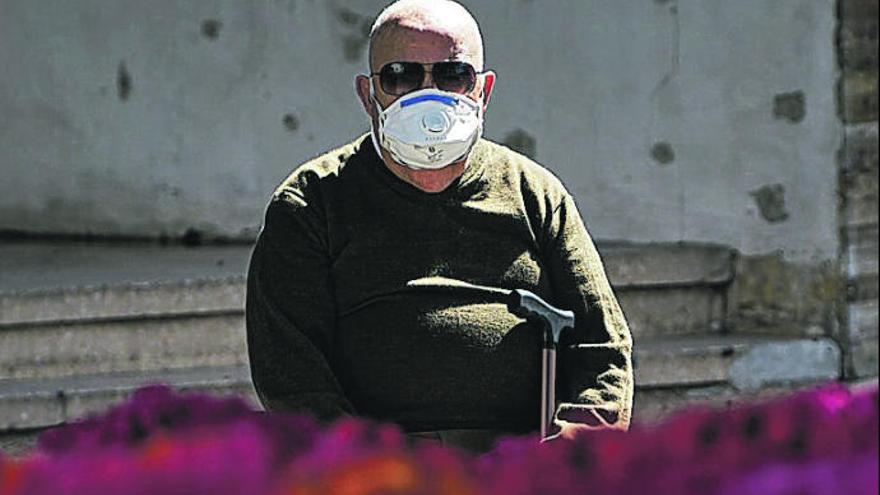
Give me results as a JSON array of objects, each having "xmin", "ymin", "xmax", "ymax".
[
  {"xmin": 355, "ymin": 74, "xmax": 376, "ymax": 119},
  {"xmin": 480, "ymin": 70, "xmax": 496, "ymax": 110}
]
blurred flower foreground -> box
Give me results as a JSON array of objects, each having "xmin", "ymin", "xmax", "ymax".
[{"xmin": 0, "ymin": 382, "xmax": 876, "ymax": 495}]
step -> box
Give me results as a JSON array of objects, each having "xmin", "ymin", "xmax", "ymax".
[
  {"xmin": 0, "ymin": 242, "xmax": 250, "ymax": 326},
  {"xmin": 0, "ymin": 241, "xmax": 733, "ymax": 327},
  {"xmin": 0, "ymin": 242, "xmax": 251, "ymax": 292},
  {"xmin": 633, "ymin": 334, "xmax": 842, "ymax": 390},
  {"xmin": 849, "ymin": 299, "xmax": 879, "ymax": 377},
  {"xmin": 616, "ymin": 287, "xmax": 726, "ymax": 338},
  {"xmin": 846, "ymin": 223, "xmax": 879, "ymax": 279},
  {"xmin": 599, "ymin": 242, "xmax": 733, "ymax": 289},
  {"xmin": 0, "ymin": 429, "xmax": 37, "ymax": 457},
  {"xmin": 0, "ymin": 334, "xmax": 841, "ymax": 432},
  {"xmin": 633, "ymin": 382, "xmax": 836, "ymax": 424},
  {"xmin": 0, "ymin": 278, "xmax": 245, "ymax": 327},
  {"xmin": 1, "ymin": 287, "xmax": 728, "ymax": 382},
  {"xmin": 0, "ymin": 314, "xmax": 247, "ymax": 380},
  {"xmin": 4, "ymin": 381, "xmax": 870, "ymax": 459},
  {"xmin": 0, "ymin": 366, "xmax": 258, "ymax": 431},
  {"xmin": 635, "ymin": 379, "xmax": 877, "ymax": 425},
  {"xmin": 0, "ymin": 290, "xmax": 727, "ymax": 381},
  {"xmin": 0, "ymin": 242, "xmax": 732, "ymax": 295},
  {"xmin": 601, "ymin": 243, "xmax": 732, "ymax": 340},
  {"xmin": 0, "ymin": 241, "xmax": 734, "ymax": 382}
]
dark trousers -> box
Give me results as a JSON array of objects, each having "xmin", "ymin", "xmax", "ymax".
[{"xmin": 405, "ymin": 429, "xmax": 509, "ymax": 454}]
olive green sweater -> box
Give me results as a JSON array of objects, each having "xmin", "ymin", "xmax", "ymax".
[{"xmin": 246, "ymin": 134, "xmax": 633, "ymax": 434}]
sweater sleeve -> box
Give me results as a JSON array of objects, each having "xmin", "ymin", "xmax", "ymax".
[
  {"xmin": 543, "ymin": 193, "xmax": 634, "ymax": 431},
  {"xmin": 246, "ymin": 191, "xmax": 357, "ymax": 424}
]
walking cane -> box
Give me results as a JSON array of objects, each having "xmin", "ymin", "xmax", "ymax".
[
  {"xmin": 405, "ymin": 279, "xmax": 575, "ymax": 440},
  {"xmin": 506, "ymin": 289, "xmax": 575, "ymax": 440}
]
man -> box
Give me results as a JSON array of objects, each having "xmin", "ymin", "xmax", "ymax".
[{"xmin": 246, "ymin": 0, "xmax": 633, "ymax": 452}]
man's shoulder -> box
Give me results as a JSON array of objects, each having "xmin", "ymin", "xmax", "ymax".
[
  {"xmin": 476, "ymin": 138, "xmax": 571, "ymax": 204},
  {"xmin": 272, "ymin": 135, "xmax": 367, "ymax": 205}
]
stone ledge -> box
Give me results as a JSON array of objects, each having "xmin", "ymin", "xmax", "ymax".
[
  {"xmin": 0, "ymin": 242, "xmax": 251, "ymax": 293},
  {"xmin": 599, "ymin": 242, "xmax": 734, "ymax": 289},
  {"xmin": 846, "ymin": 223, "xmax": 879, "ymax": 277},
  {"xmin": 0, "ymin": 241, "xmax": 734, "ymax": 327},
  {"xmin": 0, "ymin": 366, "xmax": 258, "ymax": 431},
  {"xmin": 633, "ymin": 381, "xmax": 843, "ymax": 424},
  {"xmin": 633, "ymin": 334, "xmax": 841, "ymax": 390},
  {"xmin": 0, "ymin": 278, "xmax": 246, "ymax": 327},
  {"xmin": 851, "ymin": 336, "xmax": 879, "ymax": 378},
  {"xmin": 0, "ymin": 342, "xmax": 850, "ymax": 433},
  {"xmin": 618, "ymin": 287, "xmax": 725, "ymax": 339},
  {"xmin": 0, "ymin": 429, "xmax": 39, "ymax": 457},
  {"xmin": 849, "ymin": 299, "xmax": 879, "ymax": 338},
  {"xmin": 0, "ymin": 286, "xmax": 726, "ymax": 379},
  {"xmin": 0, "ymin": 314, "xmax": 247, "ymax": 380}
]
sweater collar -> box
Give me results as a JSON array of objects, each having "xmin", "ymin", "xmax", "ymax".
[{"xmin": 355, "ymin": 133, "xmax": 489, "ymax": 203}]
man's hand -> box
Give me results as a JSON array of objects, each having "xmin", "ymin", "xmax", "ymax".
[
  {"xmin": 540, "ymin": 418, "xmax": 602, "ymax": 443},
  {"xmin": 540, "ymin": 406, "xmax": 625, "ymax": 443}
]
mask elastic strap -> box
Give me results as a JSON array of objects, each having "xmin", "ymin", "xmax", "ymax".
[{"xmin": 368, "ymin": 79, "xmax": 386, "ymax": 161}]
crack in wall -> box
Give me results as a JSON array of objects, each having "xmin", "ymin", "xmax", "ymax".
[
  {"xmin": 652, "ymin": 2, "xmax": 681, "ymax": 96},
  {"xmin": 648, "ymin": 1, "xmax": 685, "ymax": 239}
]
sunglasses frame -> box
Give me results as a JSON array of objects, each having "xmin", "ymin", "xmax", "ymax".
[{"xmin": 370, "ymin": 61, "xmax": 485, "ymax": 96}]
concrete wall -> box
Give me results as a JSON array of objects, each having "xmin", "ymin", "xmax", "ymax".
[{"xmin": 0, "ymin": 0, "xmax": 840, "ymax": 262}]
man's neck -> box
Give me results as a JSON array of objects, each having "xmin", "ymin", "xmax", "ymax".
[{"xmin": 379, "ymin": 149, "xmax": 469, "ymax": 194}]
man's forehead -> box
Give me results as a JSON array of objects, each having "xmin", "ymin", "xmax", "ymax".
[
  {"xmin": 370, "ymin": 24, "xmax": 477, "ymax": 68},
  {"xmin": 368, "ymin": 0, "xmax": 484, "ymax": 71}
]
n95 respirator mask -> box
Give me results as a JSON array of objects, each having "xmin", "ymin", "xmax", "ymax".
[{"xmin": 370, "ymin": 86, "xmax": 484, "ymax": 170}]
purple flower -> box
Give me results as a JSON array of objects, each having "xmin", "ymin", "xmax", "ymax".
[{"xmin": 1, "ymin": 381, "xmax": 875, "ymax": 495}]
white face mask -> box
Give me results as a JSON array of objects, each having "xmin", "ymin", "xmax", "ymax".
[{"xmin": 370, "ymin": 84, "xmax": 484, "ymax": 170}]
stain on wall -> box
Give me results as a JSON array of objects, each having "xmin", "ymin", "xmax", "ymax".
[
  {"xmin": 201, "ymin": 19, "xmax": 222, "ymax": 40},
  {"xmin": 503, "ymin": 128, "xmax": 537, "ymax": 159},
  {"xmin": 750, "ymin": 184, "xmax": 790, "ymax": 223},
  {"xmin": 181, "ymin": 227, "xmax": 203, "ymax": 246},
  {"xmin": 336, "ymin": 7, "xmax": 373, "ymax": 63},
  {"xmin": 651, "ymin": 141, "xmax": 676, "ymax": 165},
  {"xmin": 773, "ymin": 91, "xmax": 806, "ymax": 123},
  {"xmin": 282, "ymin": 113, "xmax": 300, "ymax": 132},
  {"xmin": 116, "ymin": 61, "xmax": 132, "ymax": 101},
  {"xmin": 336, "ymin": 7, "xmax": 361, "ymax": 26}
]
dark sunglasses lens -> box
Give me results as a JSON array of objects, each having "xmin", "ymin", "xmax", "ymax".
[
  {"xmin": 433, "ymin": 62, "xmax": 476, "ymax": 93},
  {"xmin": 379, "ymin": 62, "xmax": 424, "ymax": 96}
]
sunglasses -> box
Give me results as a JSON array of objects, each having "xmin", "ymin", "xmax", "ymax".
[{"xmin": 371, "ymin": 61, "xmax": 481, "ymax": 96}]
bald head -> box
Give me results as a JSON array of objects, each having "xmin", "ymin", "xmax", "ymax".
[
  {"xmin": 355, "ymin": 0, "xmax": 496, "ymax": 193},
  {"xmin": 368, "ymin": 0, "xmax": 484, "ymax": 72}
]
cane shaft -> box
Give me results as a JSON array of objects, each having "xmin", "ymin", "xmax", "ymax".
[{"xmin": 540, "ymin": 347, "xmax": 557, "ymax": 439}]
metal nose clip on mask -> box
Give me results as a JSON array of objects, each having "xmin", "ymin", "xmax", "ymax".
[{"xmin": 370, "ymin": 84, "xmax": 484, "ymax": 170}]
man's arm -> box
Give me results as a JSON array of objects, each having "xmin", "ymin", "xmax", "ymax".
[
  {"xmin": 543, "ymin": 193, "xmax": 634, "ymax": 434},
  {"xmin": 246, "ymin": 193, "xmax": 356, "ymax": 424}
]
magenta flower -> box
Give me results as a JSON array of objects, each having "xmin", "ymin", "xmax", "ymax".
[{"xmin": 0, "ymin": 382, "xmax": 875, "ymax": 495}]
